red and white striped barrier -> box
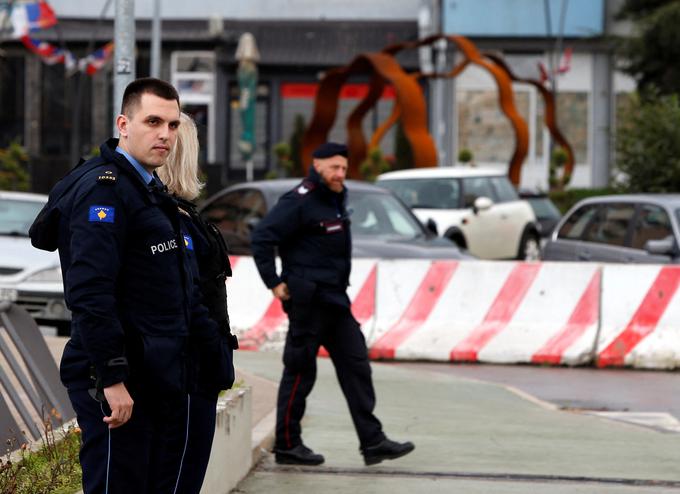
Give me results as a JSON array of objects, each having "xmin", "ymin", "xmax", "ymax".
[
  {"xmin": 227, "ymin": 257, "xmax": 377, "ymax": 350},
  {"xmin": 367, "ymin": 261, "xmax": 600, "ymax": 365},
  {"xmin": 596, "ymin": 265, "xmax": 680, "ymax": 370},
  {"xmin": 226, "ymin": 257, "xmax": 680, "ymax": 369}
]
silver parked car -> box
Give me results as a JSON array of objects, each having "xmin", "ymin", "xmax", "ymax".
[
  {"xmin": 0, "ymin": 190, "xmax": 70, "ymax": 334},
  {"xmin": 541, "ymin": 194, "xmax": 680, "ymax": 263}
]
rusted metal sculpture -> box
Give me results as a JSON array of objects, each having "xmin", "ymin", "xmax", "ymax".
[
  {"xmin": 379, "ymin": 35, "xmax": 529, "ymax": 186},
  {"xmin": 301, "ymin": 53, "xmax": 437, "ymax": 178},
  {"xmin": 484, "ymin": 53, "xmax": 575, "ymax": 188},
  {"xmin": 302, "ymin": 33, "xmax": 572, "ymax": 187}
]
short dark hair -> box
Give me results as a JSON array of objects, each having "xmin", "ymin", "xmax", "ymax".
[{"xmin": 121, "ymin": 77, "xmax": 180, "ymax": 116}]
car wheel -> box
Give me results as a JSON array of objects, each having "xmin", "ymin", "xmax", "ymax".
[
  {"xmin": 55, "ymin": 321, "xmax": 71, "ymax": 337},
  {"xmin": 518, "ymin": 231, "xmax": 541, "ymax": 261}
]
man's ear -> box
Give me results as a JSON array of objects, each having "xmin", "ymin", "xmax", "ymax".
[
  {"xmin": 312, "ymin": 159, "xmax": 321, "ymax": 172},
  {"xmin": 116, "ymin": 114, "xmax": 128, "ymax": 138}
]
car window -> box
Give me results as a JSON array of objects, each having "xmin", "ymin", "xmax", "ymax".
[
  {"xmin": 378, "ymin": 179, "xmax": 460, "ymax": 209},
  {"xmin": 201, "ymin": 190, "xmax": 247, "ymax": 232},
  {"xmin": 582, "ymin": 204, "xmax": 635, "ymax": 247},
  {"xmin": 348, "ymin": 192, "xmax": 422, "ymax": 239},
  {"xmin": 557, "ymin": 204, "xmax": 599, "ymax": 240},
  {"xmin": 461, "ymin": 177, "xmax": 495, "ymax": 207},
  {"xmin": 238, "ymin": 190, "xmax": 267, "ymax": 231},
  {"xmin": 631, "ymin": 204, "xmax": 673, "ymax": 250},
  {"xmin": 0, "ymin": 198, "xmax": 45, "ymax": 236},
  {"xmin": 527, "ymin": 197, "xmax": 561, "ymax": 220},
  {"xmin": 489, "ymin": 176, "xmax": 519, "ymax": 203}
]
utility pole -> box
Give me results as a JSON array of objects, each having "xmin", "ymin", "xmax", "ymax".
[
  {"xmin": 150, "ymin": 0, "xmax": 161, "ymax": 78},
  {"xmin": 113, "ymin": 0, "xmax": 135, "ymax": 135}
]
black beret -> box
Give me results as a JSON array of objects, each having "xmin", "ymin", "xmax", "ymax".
[{"xmin": 312, "ymin": 142, "xmax": 348, "ymax": 159}]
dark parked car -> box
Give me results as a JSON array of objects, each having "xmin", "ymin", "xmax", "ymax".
[
  {"xmin": 199, "ymin": 179, "xmax": 472, "ymax": 259},
  {"xmin": 518, "ymin": 189, "xmax": 562, "ymax": 239},
  {"xmin": 542, "ymin": 194, "xmax": 680, "ymax": 263}
]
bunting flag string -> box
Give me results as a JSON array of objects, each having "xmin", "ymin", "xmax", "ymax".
[
  {"xmin": 78, "ymin": 41, "xmax": 114, "ymax": 75},
  {"xmin": 20, "ymin": 35, "xmax": 113, "ymax": 76}
]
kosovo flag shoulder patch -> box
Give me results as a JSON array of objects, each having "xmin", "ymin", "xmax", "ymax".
[
  {"xmin": 183, "ymin": 234, "xmax": 194, "ymax": 251},
  {"xmin": 88, "ymin": 205, "xmax": 115, "ymax": 223}
]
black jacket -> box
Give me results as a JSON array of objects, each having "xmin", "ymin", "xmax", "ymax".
[
  {"xmin": 251, "ymin": 167, "xmax": 351, "ymax": 306},
  {"xmin": 31, "ymin": 139, "xmax": 222, "ymax": 396}
]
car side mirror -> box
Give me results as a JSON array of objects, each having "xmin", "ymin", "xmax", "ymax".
[
  {"xmin": 425, "ymin": 218, "xmax": 438, "ymax": 235},
  {"xmin": 473, "ymin": 196, "xmax": 493, "ymax": 214},
  {"xmin": 644, "ymin": 236, "xmax": 676, "ymax": 256}
]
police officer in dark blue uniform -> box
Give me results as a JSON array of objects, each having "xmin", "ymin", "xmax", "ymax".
[
  {"xmin": 30, "ymin": 78, "xmax": 231, "ymax": 493},
  {"xmin": 251, "ymin": 142, "xmax": 414, "ymax": 466}
]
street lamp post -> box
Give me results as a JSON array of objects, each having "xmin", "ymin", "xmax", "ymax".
[{"xmin": 113, "ymin": 0, "xmax": 135, "ymax": 134}]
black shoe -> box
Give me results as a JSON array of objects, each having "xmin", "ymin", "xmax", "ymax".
[
  {"xmin": 274, "ymin": 444, "xmax": 325, "ymax": 465},
  {"xmin": 362, "ymin": 438, "xmax": 415, "ymax": 466}
]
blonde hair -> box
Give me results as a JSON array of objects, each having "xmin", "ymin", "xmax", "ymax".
[{"xmin": 158, "ymin": 112, "xmax": 204, "ymax": 201}]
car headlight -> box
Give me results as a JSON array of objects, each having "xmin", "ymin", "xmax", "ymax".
[{"xmin": 24, "ymin": 267, "xmax": 63, "ymax": 283}]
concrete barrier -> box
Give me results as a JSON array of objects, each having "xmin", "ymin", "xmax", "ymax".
[
  {"xmin": 596, "ymin": 265, "xmax": 680, "ymax": 370},
  {"xmin": 201, "ymin": 387, "xmax": 252, "ymax": 494},
  {"xmin": 226, "ymin": 257, "xmax": 680, "ymax": 370},
  {"xmin": 227, "ymin": 257, "xmax": 378, "ymax": 351},
  {"xmin": 368, "ymin": 261, "xmax": 600, "ymax": 365}
]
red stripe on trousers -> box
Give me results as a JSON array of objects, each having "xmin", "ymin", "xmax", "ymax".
[
  {"xmin": 285, "ymin": 374, "xmax": 302, "ymax": 448},
  {"xmin": 450, "ymin": 263, "xmax": 541, "ymax": 362},
  {"xmin": 531, "ymin": 270, "xmax": 601, "ymax": 364},
  {"xmin": 369, "ymin": 261, "xmax": 458, "ymax": 360},
  {"xmin": 319, "ymin": 265, "xmax": 377, "ymax": 358},
  {"xmin": 597, "ymin": 267, "xmax": 680, "ymax": 367},
  {"xmin": 239, "ymin": 298, "xmax": 286, "ymax": 350}
]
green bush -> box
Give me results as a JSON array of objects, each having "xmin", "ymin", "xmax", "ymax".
[
  {"xmin": 0, "ymin": 412, "xmax": 82, "ymax": 494},
  {"xmin": 615, "ymin": 91, "xmax": 680, "ymax": 192},
  {"xmin": 548, "ymin": 187, "xmax": 619, "ymax": 214},
  {"xmin": 360, "ymin": 148, "xmax": 391, "ymax": 182},
  {"xmin": 0, "ymin": 140, "xmax": 30, "ymax": 191},
  {"xmin": 458, "ymin": 148, "xmax": 474, "ymax": 164}
]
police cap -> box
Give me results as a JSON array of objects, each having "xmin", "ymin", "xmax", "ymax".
[{"xmin": 312, "ymin": 142, "xmax": 348, "ymax": 159}]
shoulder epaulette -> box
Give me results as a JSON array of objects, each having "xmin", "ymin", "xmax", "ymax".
[
  {"xmin": 294, "ymin": 179, "xmax": 317, "ymax": 196},
  {"xmin": 96, "ymin": 167, "xmax": 118, "ymax": 185}
]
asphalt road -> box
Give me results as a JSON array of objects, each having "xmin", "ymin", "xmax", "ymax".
[{"xmin": 401, "ymin": 362, "xmax": 680, "ymax": 422}]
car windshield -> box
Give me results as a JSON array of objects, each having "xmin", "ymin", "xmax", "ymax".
[
  {"xmin": 347, "ymin": 191, "xmax": 423, "ymax": 240},
  {"xmin": 378, "ymin": 178, "xmax": 460, "ymax": 209},
  {"xmin": 527, "ymin": 197, "xmax": 561, "ymax": 220},
  {"xmin": 0, "ymin": 198, "xmax": 44, "ymax": 236}
]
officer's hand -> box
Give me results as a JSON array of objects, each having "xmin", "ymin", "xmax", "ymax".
[
  {"xmin": 102, "ymin": 382, "xmax": 134, "ymax": 429},
  {"xmin": 272, "ymin": 282, "xmax": 290, "ymax": 301}
]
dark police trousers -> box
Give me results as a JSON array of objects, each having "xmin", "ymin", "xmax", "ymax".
[
  {"xmin": 276, "ymin": 299, "xmax": 385, "ymax": 450},
  {"xmin": 69, "ymin": 387, "xmax": 203, "ymax": 494}
]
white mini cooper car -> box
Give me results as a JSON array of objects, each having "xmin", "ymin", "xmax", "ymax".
[{"xmin": 376, "ymin": 167, "xmax": 540, "ymax": 260}]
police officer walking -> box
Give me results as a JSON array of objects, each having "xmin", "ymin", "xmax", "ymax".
[
  {"xmin": 30, "ymin": 78, "xmax": 231, "ymax": 493},
  {"xmin": 251, "ymin": 142, "xmax": 414, "ymax": 466}
]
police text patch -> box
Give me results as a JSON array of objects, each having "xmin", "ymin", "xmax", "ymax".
[{"xmin": 88, "ymin": 206, "xmax": 115, "ymax": 223}]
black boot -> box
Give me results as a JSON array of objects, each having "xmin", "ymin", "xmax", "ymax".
[
  {"xmin": 362, "ymin": 438, "xmax": 415, "ymax": 466},
  {"xmin": 274, "ymin": 444, "xmax": 325, "ymax": 465}
]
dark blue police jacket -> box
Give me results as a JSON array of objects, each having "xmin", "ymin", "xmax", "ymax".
[
  {"xmin": 251, "ymin": 167, "xmax": 351, "ymax": 307},
  {"xmin": 34, "ymin": 139, "xmax": 222, "ymax": 396}
]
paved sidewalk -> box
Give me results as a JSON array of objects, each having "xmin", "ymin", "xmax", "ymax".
[{"xmin": 232, "ymin": 351, "xmax": 680, "ymax": 494}]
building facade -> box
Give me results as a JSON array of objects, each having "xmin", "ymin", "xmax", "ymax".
[{"xmin": 0, "ymin": 0, "xmax": 633, "ymax": 193}]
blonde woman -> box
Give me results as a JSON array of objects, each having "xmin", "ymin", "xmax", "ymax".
[{"xmin": 159, "ymin": 112, "xmax": 237, "ymax": 492}]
